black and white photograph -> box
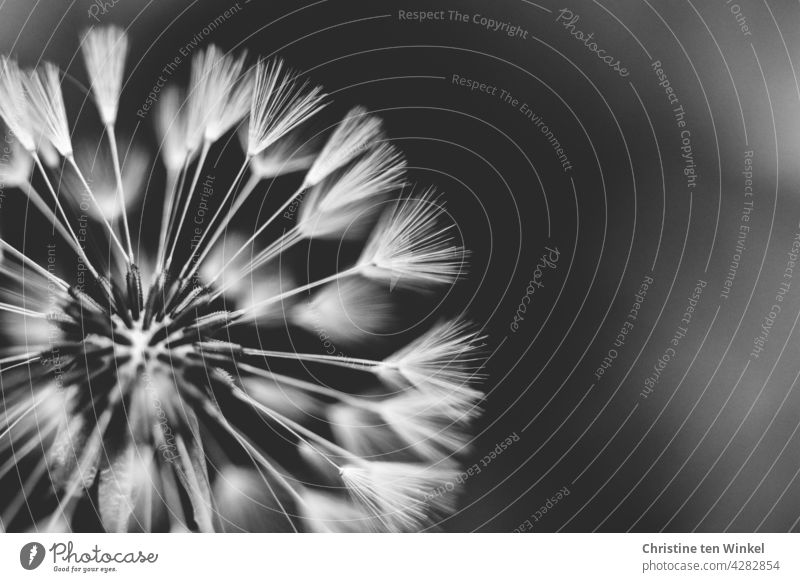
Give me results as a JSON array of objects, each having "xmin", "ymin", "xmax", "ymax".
[{"xmin": 0, "ymin": 0, "xmax": 798, "ymax": 579}]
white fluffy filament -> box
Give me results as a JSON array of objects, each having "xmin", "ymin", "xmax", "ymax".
[
  {"xmin": 292, "ymin": 278, "xmax": 395, "ymax": 343},
  {"xmin": 81, "ymin": 26, "xmax": 134, "ymax": 256},
  {"xmin": 296, "ymin": 143, "xmax": 406, "ymax": 240},
  {"xmin": 155, "ymin": 85, "xmax": 191, "ymax": 172},
  {"xmin": 249, "ymin": 129, "xmax": 318, "ymax": 180},
  {"xmin": 303, "ymin": 106, "xmax": 384, "ymax": 188},
  {"xmin": 339, "ymin": 462, "xmax": 457, "ymax": 531},
  {"xmin": 377, "ymin": 319, "xmax": 485, "ymax": 416},
  {"xmin": 358, "ymin": 189, "xmax": 466, "ymax": 289},
  {"xmin": 0, "ymin": 57, "xmax": 36, "ymax": 151},
  {"xmin": 247, "ymin": 58, "xmax": 327, "ymax": 157},
  {"xmin": 25, "ymin": 63, "xmax": 73, "ymax": 157},
  {"xmin": 238, "ymin": 318, "xmax": 485, "ymax": 418},
  {"xmin": 81, "ymin": 25, "xmax": 128, "ymax": 126},
  {"xmin": 69, "ymin": 138, "xmax": 149, "ymax": 222},
  {"xmin": 186, "ymin": 46, "xmax": 252, "ymax": 149},
  {"xmin": 377, "ymin": 393, "xmax": 476, "ymax": 459},
  {"xmin": 0, "ymin": 133, "xmax": 32, "ymax": 186}
]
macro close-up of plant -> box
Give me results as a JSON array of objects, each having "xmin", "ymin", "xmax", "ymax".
[
  {"xmin": 5, "ymin": 0, "xmax": 800, "ymax": 578},
  {"xmin": 0, "ymin": 25, "xmax": 485, "ymax": 533}
]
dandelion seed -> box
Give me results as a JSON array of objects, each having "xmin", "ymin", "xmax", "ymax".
[
  {"xmin": 245, "ymin": 126, "xmax": 319, "ymax": 180},
  {"xmin": 303, "ymin": 106, "xmax": 384, "ymax": 188},
  {"xmin": 35, "ymin": 133, "xmax": 60, "ymax": 169},
  {"xmin": 375, "ymin": 393, "xmax": 476, "ymax": 460},
  {"xmin": 339, "ymin": 462, "xmax": 458, "ymax": 531},
  {"xmin": 247, "ymin": 58, "xmax": 327, "ymax": 157},
  {"xmin": 328, "ymin": 405, "xmax": 401, "ymax": 459},
  {"xmin": 80, "ymin": 25, "xmax": 136, "ymax": 258},
  {"xmin": 155, "ymin": 85, "xmax": 191, "ymax": 172},
  {"xmin": 67, "ymin": 137, "xmax": 149, "ymax": 222},
  {"xmin": 0, "ymin": 57, "xmax": 36, "ymax": 151},
  {"xmin": 25, "ymin": 63, "xmax": 73, "ymax": 157},
  {"xmin": 358, "ymin": 188, "xmax": 467, "ymax": 289},
  {"xmin": 81, "ymin": 25, "xmax": 128, "ymax": 126},
  {"xmin": 186, "ymin": 46, "xmax": 252, "ymax": 150},
  {"xmin": 297, "ymin": 143, "xmax": 406, "ymax": 239},
  {"xmin": 376, "ymin": 319, "xmax": 486, "ymax": 416},
  {"xmin": 292, "ymin": 278, "xmax": 396, "ymax": 344},
  {"xmin": 239, "ymin": 319, "xmax": 484, "ymax": 420}
]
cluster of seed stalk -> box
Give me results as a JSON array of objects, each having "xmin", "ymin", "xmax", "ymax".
[{"xmin": 0, "ymin": 25, "xmax": 485, "ymax": 532}]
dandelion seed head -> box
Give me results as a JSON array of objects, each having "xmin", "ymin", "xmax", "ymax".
[{"xmin": 0, "ymin": 26, "xmax": 484, "ymax": 533}]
